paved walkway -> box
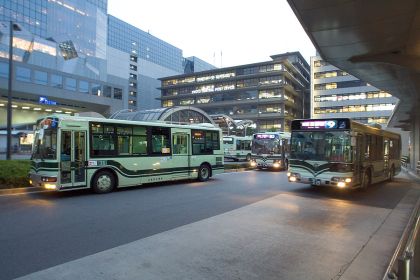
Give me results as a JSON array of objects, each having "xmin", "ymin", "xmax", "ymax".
[{"xmin": 16, "ymin": 181, "xmax": 420, "ymax": 280}]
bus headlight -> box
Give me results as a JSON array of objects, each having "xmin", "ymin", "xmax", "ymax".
[
  {"xmin": 250, "ymin": 161, "xmax": 257, "ymax": 167},
  {"xmin": 44, "ymin": 183, "xmax": 57, "ymax": 190},
  {"xmin": 288, "ymin": 172, "xmax": 300, "ymax": 182},
  {"xmin": 345, "ymin": 178, "xmax": 352, "ymax": 183},
  {"xmin": 41, "ymin": 176, "xmax": 57, "ymax": 182},
  {"xmin": 337, "ymin": 182, "xmax": 346, "ymax": 188},
  {"xmin": 273, "ymin": 162, "xmax": 280, "ymax": 168},
  {"xmin": 287, "ymin": 172, "xmax": 291, "ymax": 177}
]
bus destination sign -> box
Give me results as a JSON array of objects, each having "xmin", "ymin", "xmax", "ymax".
[
  {"xmin": 299, "ymin": 119, "xmax": 349, "ymax": 130},
  {"xmin": 255, "ymin": 134, "xmax": 276, "ymax": 139}
]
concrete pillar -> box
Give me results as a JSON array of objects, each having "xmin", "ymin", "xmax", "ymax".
[{"xmin": 412, "ymin": 112, "xmax": 420, "ymax": 171}]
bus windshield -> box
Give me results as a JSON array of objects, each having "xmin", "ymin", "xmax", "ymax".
[
  {"xmin": 290, "ymin": 131, "xmax": 352, "ymax": 162},
  {"xmin": 252, "ymin": 137, "xmax": 280, "ymax": 155},
  {"xmin": 32, "ymin": 129, "xmax": 58, "ymax": 160}
]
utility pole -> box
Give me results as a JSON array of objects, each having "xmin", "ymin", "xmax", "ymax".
[{"xmin": 6, "ymin": 21, "xmax": 14, "ymax": 160}]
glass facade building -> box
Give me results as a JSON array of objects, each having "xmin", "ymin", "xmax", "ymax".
[
  {"xmin": 160, "ymin": 52, "xmax": 310, "ymax": 132},
  {"xmin": 0, "ymin": 0, "xmax": 215, "ymax": 131},
  {"xmin": 311, "ymin": 56, "xmax": 399, "ymax": 126}
]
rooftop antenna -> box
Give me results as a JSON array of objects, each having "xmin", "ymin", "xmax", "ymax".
[
  {"xmin": 220, "ymin": 50, "xmax": 223, "ymax": 67},
  {"xmin": 213, "ymin": 52, "xmax": 216, "ymax": 66}
]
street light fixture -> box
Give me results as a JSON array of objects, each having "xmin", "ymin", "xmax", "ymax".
[{"xmin": 6, "ymin": 21, "xmax": 21, "ymax": 160}]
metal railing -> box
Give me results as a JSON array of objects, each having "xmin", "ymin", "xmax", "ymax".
[{"xmin": 383, "ymin": 198, "xmax": 420, "ymax": 279}]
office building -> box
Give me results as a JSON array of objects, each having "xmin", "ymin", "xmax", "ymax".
[
  {"xmin": 311, "ymin": 56, "xmax": 398, "ymax": 125},
  {"xmin": 160, "ymin": 52, "xmax": 310, "ymax": 132}
]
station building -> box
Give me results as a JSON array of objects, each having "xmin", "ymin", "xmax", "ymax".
[{"xmin": 0, "ymin": 0, "xmax": 214, "ymax": 153}]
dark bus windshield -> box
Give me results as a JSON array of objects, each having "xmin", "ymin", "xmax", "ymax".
[
  {"xmin": 32, "ymin": 129, "xmax": 57, "ymax": 160},
  {"xmin": 290, "ymin": 131, "xmax": 352, "ymax": 162},
  {"xmin": 252, "ymin": 137, "xmax": 280, "ymax": 155}
]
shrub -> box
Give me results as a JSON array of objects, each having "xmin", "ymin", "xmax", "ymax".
[{"xmin": 0, "ymin": 160, "xmax": 31, "ymax": 188}]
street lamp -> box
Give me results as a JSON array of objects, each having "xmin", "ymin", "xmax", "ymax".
[{"xmin": 6, "ymin": 22, "xmax": 22, "ymax": 160}]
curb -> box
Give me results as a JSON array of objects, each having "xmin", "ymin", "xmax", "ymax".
[{"xmin": 0, "ymin": 186, "xmax": 49, "ymax": 196}]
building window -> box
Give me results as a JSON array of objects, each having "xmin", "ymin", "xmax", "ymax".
[
  {"xmin": 79, "ymin": 80, "xmax": 89, "ymax": 93},
  {"xmin": 114, "ymin": 88, "xmax": 122, "ymax": 99},
  {"xmin": 91, "ymin": 84, "xmax": 101, "ymax": 96},
  {"xmin": 129, "ymin": 100, "xmax": 137, "ymax": 106},
  {"xmin": 129, "ymin": 91, "xmax": 137, "ymax": 97},
  {"xmin": 103, "ymin": 85, "xmax": 112, "ymax": 98},
  {"xmin": 64, "ymin": 78, "xmax": 77, "ymax": 91},
  {"xmin": 130, "ymin": 55, "xmax": 137, "ymax": 63},
  {"xmin": 0, "ymin": 62, "xmax": 9, "ymax": 78},
  {"xmin": 162, "ymin": 100, "xmax": 174, "ymax": 107},
  {"xmin": 50, "ymin": 74, "xmax": 62, "ymax": 88},
  {"xmin": 34, "ymin": 70, "xmax": 48, "ymax": 85},
  {"xmin": 16, "ymin": 66, "xmax": 31, "ymax": 82},
  {"xmin": 130, "ymin": 64, "xmax": 137, "ymax": 71},
  {"xmin": 129, "ymin": 73, "xmax": 137, "ymax": 79}
]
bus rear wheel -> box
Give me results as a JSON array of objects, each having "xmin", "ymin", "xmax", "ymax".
[
  {"xmin": 92, "ymin": 170, "xmax": 116, "ymax": 194},
  {"xmin": 361, "ymin": 171, "xmax": 370, "ymax": 190},
  {"xmin": 198, "ymin": 164, "xmax": 211, "ymax": 182}
]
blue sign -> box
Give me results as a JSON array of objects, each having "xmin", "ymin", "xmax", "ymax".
[{"xmin": 39, "ymin": 96, "xmax": 57, "ymax": 105}]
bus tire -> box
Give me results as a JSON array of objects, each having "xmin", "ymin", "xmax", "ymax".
[
  {"xmin": 361, "ymin": 170, "xmax": 371, "ymax": 190},
  {"xmin": 388, "ymin": 165, "xmax": 395, "ymax": 181},
  {"xmin": 92, "ymin": 170, "xmax": 116, "ymax": 194},
  {"xmin": 198, "ymin": 164, "xmax": 211, "ymax": 182},
  {"xmin": 246, "ymin": 154, "xmax": 251, "ymax": 161}
]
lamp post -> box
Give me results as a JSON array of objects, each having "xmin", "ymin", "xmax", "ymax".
[{"xmin": 6, "ymin": 21, "xmax": 14, "ymax": 160}]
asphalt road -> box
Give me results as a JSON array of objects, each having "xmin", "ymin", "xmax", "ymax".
[{"xmin": 0, "ymin": 170, "xmax": 416, "ymax": 280}]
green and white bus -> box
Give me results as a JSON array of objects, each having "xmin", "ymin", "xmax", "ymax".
[
  {"xmin": 29, "ymin": 115, "xmax": 224, "ymax": 193},
  {"xmin": 287, "ymin": 118, "xmax": 401, "ymax": 189},
  {"xmin": 250, "ymin": 132, "xmax": 291, "ymax": 170},
  {"xmin": 223, "ymin": 135, "xmax": 252, "ymax": 161}
]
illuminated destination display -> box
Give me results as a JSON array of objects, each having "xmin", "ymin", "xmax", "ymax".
[
  {"xmin": 254, "ymin": 134, "xmax": 276, "ymax": 139},
  {"xmin": 301, "ymin": 120, "xmax": 337, "ymax": 129},
  {"xmin": 291, "ymin": 119, "xmax": 350, "ymax": 130}
]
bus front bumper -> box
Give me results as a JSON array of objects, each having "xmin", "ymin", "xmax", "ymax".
[
  {"xmin": 29, "ymin": 174, "xmax": 59, "ymax": 190},
  {"xmin": 287, "ymin": 173, "xmax": 354, "ymax": 188}
]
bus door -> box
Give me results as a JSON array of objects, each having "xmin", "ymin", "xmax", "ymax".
[
  {"xmin": 355, "ymin": 134, "xmax": 364, "ymax": 185},
  {"xmin": 384, "ymin": 138, "xmax": 390, "ymax": 175},
  {"xmin": 171, "ymin": 129, "xmax": 190, "ymax": 179},
  {"xmin": 60, "ymin": 130, "xmax": 87, "ymax": 188}
]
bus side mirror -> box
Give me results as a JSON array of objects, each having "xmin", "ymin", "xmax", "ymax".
[{"xmin": 351, "ymin": 136, "xmax": 357, "ymax": 147}]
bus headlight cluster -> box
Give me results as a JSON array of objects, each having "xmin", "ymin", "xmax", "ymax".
[
  {"xmin": 331, "ymin": 177, "xmax": 352, "ymax": 188},
  {"xmin": 288, "ymin": 172, "xmax": 300, "ymax": 182},
  {"xmin": 273, "ymin": 161, "xmax": 280, "ymax": 168},
  {"xmin": 250, "ymin": 161, "xmax": 257, "ymax": 167}
]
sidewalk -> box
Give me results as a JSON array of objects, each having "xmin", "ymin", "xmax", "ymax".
[{"xmin": 16, "ymin": 182, "xmax": 420, "ymax": 280}]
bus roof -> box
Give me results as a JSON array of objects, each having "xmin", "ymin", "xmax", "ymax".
[{"xmin": 36, "ymin": 114, "xmax": 221, "ymax": 131}]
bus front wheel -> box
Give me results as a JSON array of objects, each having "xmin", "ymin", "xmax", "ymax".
[
  {"xmin": 92, "ymin": 170, "xmax": 116, "ymax": 194},
  {"xmin": 198, "ymin": 164, "xmax": 211, "ymax": 182},
  {"xmin": 246, "ymin": 154, "xmax": 251, "ymax": 161}
]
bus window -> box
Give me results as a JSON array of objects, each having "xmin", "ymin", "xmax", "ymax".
[
  {"xmin": 91, "ymin": 123, "xmax": 116, "ymax": 156},
  {"xmin": 151, "ymin": 127, "xmax": 170, "ymax": 155},
  {"xmin": 132, "ymin": 126, "xmax": 147, "ymax": 155}
]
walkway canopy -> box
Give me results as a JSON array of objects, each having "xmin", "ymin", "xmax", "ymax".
[
  {"xmin": 210, "ymin": 114, "xmax": 255, "ymax": 136},
  {"xmin": 110, "ymin": 106, "xmax": 216, "ymax": 126}
]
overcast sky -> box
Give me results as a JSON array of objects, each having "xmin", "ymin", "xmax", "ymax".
[{"xmin": 108, "ymin": 0, "xmax": 316, "ymax": 67}]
